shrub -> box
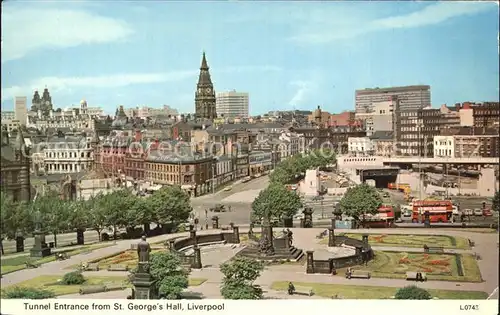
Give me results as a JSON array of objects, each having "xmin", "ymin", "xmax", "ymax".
[
  {"xmin": 395, "ymin": 286, "xmax": 432, "ymax": 300},
  {"xmin": 4, "ymin": 287, "xmax": 55, "ymax": 299},
  {"xmin": 61, "ymin": 271, "xmax": 86, "ymax": 285}
]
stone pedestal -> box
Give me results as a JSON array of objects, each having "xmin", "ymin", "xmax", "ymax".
[
  {"xmin": 76, "ymin": 229, "xmax": 85, "ymax": 245},
  {"xmin": 362, "ymin": 234, "xmax": 369, "ymax": 245},
  {"xmin": 282, "ymin": 217, "xmax": 293, "ymax": 228},
  {"xmin": 303, "ymin": 207, "xmax": 313, "ymax": 228},
  {"xmin": 300, "ymin": 218, "xmax": 305, "ymax": 228},
  {"xmin": 30, "ymin": 231, "xmax": 51, "ymax": 258},
  {"xmin": 331, "ymin": 218, "xmax": 336, "ymax": 229},
  {"xmin": 306, "ymin": 251, "xmax": 315, "ymax": 274},
  {"xmin": 424, "ymin": 211, "xmax": 431, "ymax": 228},
  {"xmin": 190, "ymin": 230, "xmax": 197, "ymax": 245},
  {"xmin": 189, "ymin": 224, "xmax": 195, "ymax": 232},
  {"xmin": 232, "ymin": 226, "xmax": 240, "ymax": 244},
  {"xmin": 192, "ymin": 245, "xmax": 202, "ymax": 269},
  {"xmin": 328, "ymin": 228, "xmax": 335, "ymax": 247},
  {"xmin": 212, "ymin": 217, "xmax": 219, "ymax": 229},
  {"xmin": 133, "ymin": 263, "xmax": 156, "ymax": 299},
  {"xmin": 169, "ymin": 240, "xmax": 175, "ymax": 250},
  {"xmin": 16, "ymin": 236, "xmax": 24, "ymax": 252}
]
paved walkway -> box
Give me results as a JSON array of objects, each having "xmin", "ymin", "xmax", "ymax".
[{"xmin": 2, "ymin": 227, "xmax": 498, "ymax": 299}]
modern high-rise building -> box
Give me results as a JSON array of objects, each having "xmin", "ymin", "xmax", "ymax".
[
  {"xmin": 195, "ymin": 52, "xmax": 217, "ymax": 120},
  {"xmin": 216, "ymin": 90, "xmax": 249, "ymax": 118},
  {"xmin": 355, "ymin": 85, "xmax": 431, "ymax": 114},
  {"xmin": 14, "ymin": 96, "xmax": 28, "ymax": 125}
]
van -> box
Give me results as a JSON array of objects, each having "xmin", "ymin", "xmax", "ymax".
[{"xmin": 473, "ymin": 209, "xmax": 483, "ymax": 216}]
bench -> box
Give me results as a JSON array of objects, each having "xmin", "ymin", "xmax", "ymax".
[
  {"xmin": 289, "ymin": 285, "xmax": 314, "ymax": 296},
  {"xmin": 25, "ymin": 261, "xmax": 39, "ymax": 269},
  {"xmin": 345, "ymin": 270, "xmax": 371, "ymax": 279},
  {"xmin": 83, "ymin": 263, "xmax": 100, "ymax": 271},
  {"xmin": 406, "ymin": 271, "xmax": 427, "ymax": 282},
  {"xmin": 55, "ymin": 252, "xmax": 70, "ymax": 260},
  {"xmin": 315, "ymin": 230, "xmax": 328, "ymax": 239},
  {"xmin": 80, "ymin": 285, "xmax": 107, "ymax": 295},
  {"xmin": 107, "ymin": 264, "xmax": 129, "ymax": 271},
  {"xmin": 468, "ymin": 239, "xmax": 475, "ymax": 247},
  {"xmin": 423, "ymin": 246, "xmax": 444, "ymax": 254}
]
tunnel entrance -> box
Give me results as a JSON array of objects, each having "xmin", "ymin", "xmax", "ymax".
[{"xmin": 358, "ymin": 168, "xmax": 399, "ymax": 188}]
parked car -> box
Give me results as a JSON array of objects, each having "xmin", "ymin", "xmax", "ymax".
[
  {"xmin": 473, "ymin": 208, "xmax": 483, "ymax": 216},
  {"xmin": 483, "ymin": 209, "xmax": 493, "ymax": 217},
  {"xmin": 463, "ymin": 209, "xmax": 473, "ymax": 216},
  {"xmin": 241, "ymin": 177, "xmax": 251, "ymax": 183},
  {"xmin": 223, "ymin": 187, "xmax": 232, "ymax": 191}
]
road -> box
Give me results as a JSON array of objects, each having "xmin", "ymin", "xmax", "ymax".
[{"xmin": 190, "ymin": 175, "xmax": 270, "ymax": 226}]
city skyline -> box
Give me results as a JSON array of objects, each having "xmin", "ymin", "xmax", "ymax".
[{"xmin": 1, "ymin": 1, "xmax": 499, "ymax": 115}]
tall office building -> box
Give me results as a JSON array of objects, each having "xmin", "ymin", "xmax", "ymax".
[
  {"xmin": 355, "ymin": 85, "xmax": 431, "ymax": 114},
  {"xmin": 14, "ymin": 96, "xmax": 28, "ymax": 125},
  {"xmin": 216, "ymin": 90, "xmax": 249, "ymax": 118}
]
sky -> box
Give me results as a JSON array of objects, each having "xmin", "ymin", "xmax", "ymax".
[{"xmin": 1, "ymin": 1, "xmax": 499, "ymax": 115}]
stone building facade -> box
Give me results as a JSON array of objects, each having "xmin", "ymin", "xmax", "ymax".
[{"xmin": 0, "ymin": 128, "xmax": 31, "ymax": 202}]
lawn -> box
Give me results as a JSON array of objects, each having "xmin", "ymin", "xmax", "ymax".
[
  {"xmin": 446, "ymin": 228, "xmax": 498, "ymax": 234},
  {"xmin": 270, "ymin": 281, "xmax": 488, "ymax": 299},
  {"xmin": 320, "ymin": 233, "xmax": 469, "ymax": 249},
  {"xmin": 1, "ymin": 275, "xmax": 208, "ymax": 297},
  {"xmin": 88, "ymin": 249, "xmax": 166, "ymax": 270},
  {"xmin": 337, "ymin": 251, "xmax": 482, "ymax": 282},
  {"xmin": 0, "ymin": 243, "xmax": 113, "ymax": 275}
]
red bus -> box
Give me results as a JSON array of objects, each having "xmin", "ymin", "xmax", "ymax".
[
  {"xmin": 364, "ymin": 205, "xmax": 395, "ymax": 228},
  {"xmin": 411, "ymin": 200, "xmax": 453, "ymax": 223}
]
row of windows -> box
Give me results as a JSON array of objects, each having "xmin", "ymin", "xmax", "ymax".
[
  {"xmin": 46, "ymin": 151, "xmax": 91, "ymax": 159},
  {"xmin": 145, "ymin": 163, "xmax": 197, "ymax": 172}
]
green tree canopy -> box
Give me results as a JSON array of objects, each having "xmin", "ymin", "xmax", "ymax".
[
  {"xmin": 394, "ymin": 286, "xmax": 432, "ymax": 300},
  {"xmin": 149, "ymin": 252, "xmax": 189, "ymax": 299},
  {"xmin": 150, "ymin": 186, "xmax": 192, "ymax": 225},
  {"xmin": 220, "ymin": 257, "xmax": 264, "ymax": 299},
  {"xmin": 102, "ymin": 189, "xmax": 136, "ymax": 238},
  {"xmin": 338, "ymin": 184, "xmax": 382, "ymax": 222},
  {"xmin": 269, "ymin": 149, "xmax": 336, "ymax": 185},
  {"xmin": 251, "ymin": 183, "xmax": 303, "ymax": 222},
  {"xmin": 33, "ymin": 189, "xmax": 70, "ymax": 247},
  {"xmin": 492, "ymin": 191, "xmax": 499, "ymax": 213}
]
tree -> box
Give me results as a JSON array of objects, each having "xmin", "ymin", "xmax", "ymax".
[
  {"xmin": 127, "ymin": 196, "xmax": 154, "ymax": 235},
  {"xmin": 149, "ymin": 252, "xmax": 189, "ymax": 299},
  {"xmin": 493, "ymin": 191, "xmax": 499, "ymax": 213},
  {"xmin": 33, "ymin": 189, "xmax": 69, "ymax": 247},
  {"xmin": 103, "ymin": 190, "xmax": 135, "ymax": 239},
  {"xmin": 338, "ymin": 184, "xmax": 382, "ymax": 224},
  {"xmin": 0, "ymin": 192, "xmax": 14, "ymax": 254},
  {"xmin": 394, "ymin": 286, "xmax": 432, "ymax": 300},
  {"xmin": 87, "ymin": 194, "xmax": 108, "ymax": 241},
  {"xmin": 150, "ymin": 186, "xmax": 192, "ymax": 226},
  {"xmin": 220, "ymin": 257, "xmax": 264, "ymax": 299},
  {"xmin": 251, "ymin": 183, "xmax": 302, "ymax": 222}
]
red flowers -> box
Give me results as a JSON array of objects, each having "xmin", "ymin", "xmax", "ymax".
[
  {"xmin": 426, "ymin": 259, "xmax": 450, "ymax": 266},
  {"xmin": 399, "ymin": 258, "xmax": 410, "ymax": 264}
]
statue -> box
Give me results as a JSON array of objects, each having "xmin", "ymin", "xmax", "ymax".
[
  {"xmin": 34, "ymin": 210, "xmax": 42, "ymax": 232},
  {"xmin": 286, "ymin": 228, "xmax": 293, "ymax": 247},
  {"xmin": 137, "ymin": 235, "xmax": 151, "ymax": 263}
]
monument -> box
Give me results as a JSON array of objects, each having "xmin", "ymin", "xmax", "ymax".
[
  {"xmin": 132, "ymin": 236, "xmax": 157, "ymax": 299},
  {"xmin": 30, "ymin": 210, "xmax": 51, "ymax": 258},
  {"xmin": 237, "ymin": 208, "xmax": 303, "ymax": 262},
  {"xmin": 302, "ymin": 207, "xmax": 313, "ymax": 228}
]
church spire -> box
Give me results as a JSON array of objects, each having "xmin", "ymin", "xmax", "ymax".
[{"xmin": 200, "ymin": 51, "xmax": 209, "ymax": 70}]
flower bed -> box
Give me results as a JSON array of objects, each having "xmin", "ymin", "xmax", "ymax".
[{"xmin": 336, "ymin": 251, "xmax": 481, "ymax": 282}]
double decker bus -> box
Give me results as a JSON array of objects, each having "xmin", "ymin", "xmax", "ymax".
[
  {"xmin": 411, "ymin": 200, "xmax": 453, "ymax": 223},
  {"xmin": 364, "ymin": 205, "xmax": 395, "ymax": 228}
]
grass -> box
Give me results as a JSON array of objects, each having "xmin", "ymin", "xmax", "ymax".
[
  {"xmin": 320, "ymin": 233, "xmax": 470, "ymax": 249},
  {"xmin": 1, "ymin": 275, "xmax": 207, "ymax": 297},
  {"xmin": 0, "ymin": 243, "xmax": 113, "ymax": 275},
  {"xmin": 336, "ymin": 251, "xmax": 482, "ymax": 282},
  {"xmin": 270, "ymin": 281, "xmax": 488, "ymax": 299}
]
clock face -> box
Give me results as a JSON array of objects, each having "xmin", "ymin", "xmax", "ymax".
[
  {"xmin": 205, "ymin": 88, "xmax": 211, "ymax": 93},
  {"xmin": 45, "ymin": 101, "xmax": 50, "ymax": 105}
]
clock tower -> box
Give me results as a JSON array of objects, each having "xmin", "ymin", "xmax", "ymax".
[{"xmin": 195, "ymin": 52, "xmax": 217, "ymax": 120}]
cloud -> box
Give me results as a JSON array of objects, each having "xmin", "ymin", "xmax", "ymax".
[
  {"xmin": 288, "ymin": 80, "xmax": 313, "ymax": 107},
  {"xmin": 290, "ymin": 2, "xmax": 496, "ymax": 44},
  {"xmin": 1, "ymin": 66, "xmax": 281, "ymax": 102},
  {"xmin": 1, "ymin": 7, "xmax": 134, "ymax": 62}
]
